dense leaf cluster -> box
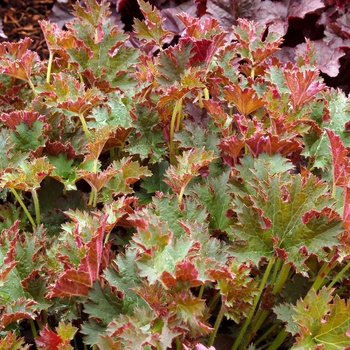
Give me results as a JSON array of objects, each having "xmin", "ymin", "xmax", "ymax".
[{"xmin": 0, "ymin": 0, "xmax": 350, "ymax": 349}]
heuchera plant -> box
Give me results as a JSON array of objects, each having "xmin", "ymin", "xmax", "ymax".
[{"xmin": 0, "ymin": 0, "xmax": 350, "ymax": 349}]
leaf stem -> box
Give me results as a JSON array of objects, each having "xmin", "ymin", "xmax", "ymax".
[
  {"xmin": 73, "ymin": 337, "xmax": 78, "ymax": 350},
  {"xmin": 46, "ymin": 51, "xmax": 53, "ymax": 84},
  {"xmin": 272, "ymin": 262, "xmax": 292, "ymax": 295},
  {"xmin": 10, "ymin": 188, "xmax": 36, "ymax": 227},
  {"xmin": 29, "ymin": 319, "xmax": 38, "ymax": 339},
  {"xmin": 169, "ymin": 99, "xmax": 182, "ymax": 165},
  {"xmin": 255, "ymin": 324, "xmax": 277, "ymax": 346},
  {"xmin": 175, "ymin": 337, "xmax": 182, "ymax": 350},
  {"xmin": 203, "ymin": 87, "xmax": 210, "ymax": 100},
  {"xmin": 311, "ymin": 255, "xmax": 338, "ymax": 291},
  {"xmin": 198, "ymin": 284, "xmax": 205, "ymax": 299},
  {"xmin": 208, "ymin": 302, "xmax": 225, "ymax": 347},
  {"xmin": 79, "ymin": 113, "xmax": 90, "ymax": 139},
  {"xmin": 251, "ymin": 263, "xmax": 291, "ymax": 336},
  {"xmin": 231, "ymin": 256, "xmax": 276, "ymax": 350},
  {"xmin": 270, "ymin": 257, "xmax": 283, "ymax": 287},
  {"xmin": 208, "ymin": 290, "xmax": 221, "ymax": 311},
  {"xmin": 27, "ymin": 78, "xmax": 38, "ymax": 97},
  {"xmin": 198, "ymin": 90, "xmax": 203, "ymax": 109},
  {"xmin": 88, "ymin": 188, "xmax": 98, "ymax": 207},
  {"xmin": 266, "ymin": 328, "xmax": 288, "ymax": 350},
  {"xmin": 328, "ymin": 260, "xmax": 350, "ymax": 288},
  {"xmin": 31, "ymin": 189, "xmax": 41, "ymax": 226},
  {"xmin": 178, "ymin": 185, "xmax": 186, "ymax": 204}
]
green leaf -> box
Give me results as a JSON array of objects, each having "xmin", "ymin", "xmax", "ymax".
[
  {"xmin": 303, "ymin": 89, "xmax": 350, "ymax": 170},
  {"xmin": 103, "ymin": 249, "xmax": 149, "ymax": 314},
  {"xmin": 193, "ymin": 172, "xmax": 233, "ymax": 231},
  {"xmin": 84, "ymin": 281, "xmax": 124, "ymax": 325},
  {"xmin": 126, "ymin": 104, "xmax": 167, "ymax": 163},
  {"xmin": 56, "ymin": 321, "xmax": 78, "ymax": 342},
  {"xmin": 0, "ymin": 157, "xmax": 54, "ymax": 191},
  {"xmin": 136, "ymin": 236, "xmax": 194, "ymax": 285},
  {"xmin": 140, "ymin": 161, "xmax": 170, "ymax": 194},
  {"xmin": 0, "ymin": 332, "xmax": 30, "ymax": 349},
  {"xmin": 169, "ymin": 293, "xmax": 211, "ymax": 336},
  {"xmin": 81, "ymin": 319, "xmax": 107, "ymax": 346},
  {"xmin": 89, "ymin": 95, "xmax": 133, "ymax": 129},
  {"xmin": 274, "ymin": 303, "xmax": 299, "ymax": 336},
  {"xmin": 164, "ymin": 147, "xmax": 217, "ymax": 194},
  {"xmin": 104, "ymin": 307, "xmax": 156, "ymax": 348},
  {"xmin": 126, "ymin": 132, "xmax": 167, "ymax": 163},
  {"xmin": 211, "ymin": 260, "xmax": 258, "ymax": 323},
  {"xmin": 10, "ymin": 120, "xmax": 47, "ymax": 153},
  {"xmin": 157, "ymin": 40, "xmax": 193, "ymax": 84},
  {"xmin": 291, "ymin": 288, "xmax": 350, "ymax": 349},
  {"xmin": 230, "ymin": 154, "xmax": 342, "ymax": 271},
  {"xmin": 65, "ymin": 1, "xmax": 139, "ymax": 90},
  {"xmin": 133, "ymin": 0, "xmax": 173, "ymax": 48},
  {"xmin": 151, "ymin": 196, "xmax": 208, "ymax": 239},
  {"xmin": 175, "ymin": 122, "xmax": 221, "ymax": 151},
  {"xmin": 48, "ymin": 153, "xmax": 75, "ymax": 181},
  {"xmin": 0, "ymin": 129, "xmax": 27, "ymax": 171}
]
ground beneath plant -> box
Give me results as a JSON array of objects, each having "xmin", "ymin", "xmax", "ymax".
[{"xmin": 0, "ymin": 0, "xmax": 70, "ymax": 59}]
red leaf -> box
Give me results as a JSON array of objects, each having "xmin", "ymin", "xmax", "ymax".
[
  {"xmin": 283, "ymin": 66, "xmax": 325, "ymax": 110},
  {"xmin": 0, "ymin": 222, "xmax": 20, "ymax": 281},
  {"xmin": 0, "ymin": 111, "xmax": 46, "ymax": 130},
  {"xmin": 343, "ymin": 186, "xmax": 350, "ymax": 235},
  {"xmin": 0, "ymin": 37, "xmax": 32, "ymax": 59},
  {"xmin": 45, "ymin": 140, "xmax": 78, "ymax": 159},
  {"xmin": 203, "ymin": 100, "xmax": 232, "ymax": 136},
  {"xmin": 178, "ymin": 13, "xmax": 221, "ymax": 39},
  {"xmin": 224, "ymin": 85, "xmax": 264, "ymax": 116},
  {"xmin": 326, "ymin": 129, "xmax": 350, "ymax": 187},
  {"xmin": 175, "ymin": 259, "xmax": 202, "ymax": 287},
  {"xmin": 1, "ymin": 50, "xmax": 40, "ymax": 82},
  {"xmin": 35, "ymin": 326, "xmax": 63, "ymax": 350},
  {"xmin": 245, "ymin": 132, "xmax": 302, "ymax": 157},
  {"xmin": 47, "ymin": 218, "xmax": 109, "ymax": 297},
  {"xmin": 181, "ymin": 37, "xmax": 215, "ymax": 66},
  {"xmin": 1, "ymin": 298, "xmax": 37, "ymax": 328},
  {"xmin": 218, "ymin": 135, "xmax": 245, "ymax": 165}
]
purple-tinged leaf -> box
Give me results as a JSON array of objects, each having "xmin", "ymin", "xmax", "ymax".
[
  {"xmin": 309, "ymin": 36, "xmax": 348, "ymax": 77},
  {"xmin": 255, "ymin": 0, "xmax": 324, "ymax": 36},
  {"xmin": 206, "ymin": 0, "xmax": 259, "ymax": 30}
]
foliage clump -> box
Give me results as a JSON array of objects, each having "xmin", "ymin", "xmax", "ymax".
[{"xmin": 0, "ymin": 1, "xmax": 350, "ymax": 349}]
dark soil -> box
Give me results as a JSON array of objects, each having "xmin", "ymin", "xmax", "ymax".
[{"xmin": 0, "ymin": 0, "xmax": 68, "ymax": 59}]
